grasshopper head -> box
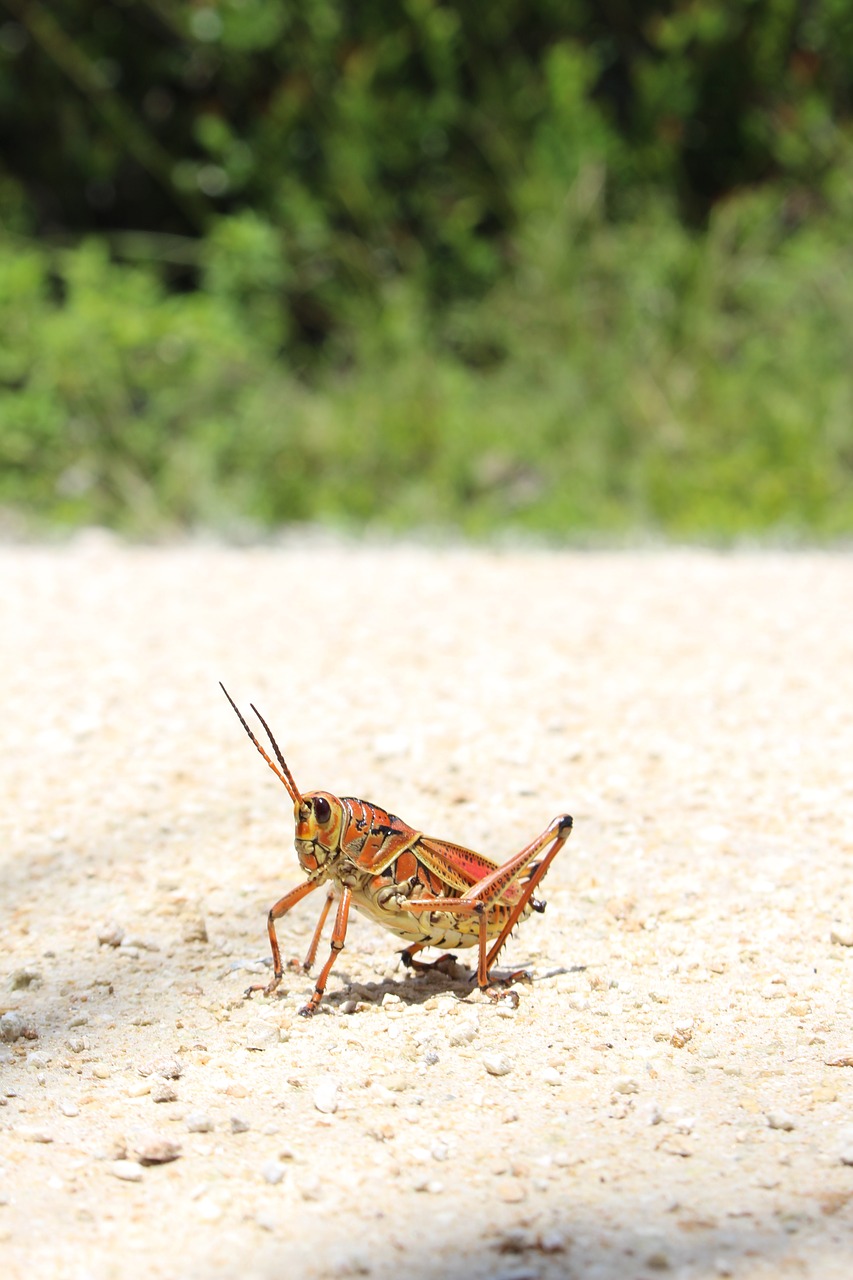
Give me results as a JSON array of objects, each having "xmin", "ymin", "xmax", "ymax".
[{"xmin": 294, "ymin": 791, "xmax": 345, "ymax": 871}]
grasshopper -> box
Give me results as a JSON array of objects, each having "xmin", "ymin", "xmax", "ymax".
[{"xmin": 221, "ymin": 684, "xmax": 572, "ymax": 1016}]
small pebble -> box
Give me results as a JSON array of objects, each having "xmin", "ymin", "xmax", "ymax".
[
  {"xmin": 448, "ymin": 1018, "xmax": 479, "ymax": 1047},
  {"xmin": 412, "ymin": 1177, "xmax": 444, "ymax": 1194},
  {"xmin": 10, "ymin": 968, "xmax": 42, "ymax": 990},
  {"xmin": 97, "ymin": 923, "xmax": 125, "ymax": 948},
  {"xmin": 384, "ymin": 1073, "xmax": 411, "ymax": 1093},
  {"xmin": 59, "ymin": 1100, "xmax": 79, "ymax": 1118},
  {"xmin": 186, "ymin": 1112, "xmax": 214, "ymax": 1133},
  {"xmin": 196, "ymin": 1198, "xmax": 223, "ymax": 1223},
  {"xmin": 27, "ymin": 1051, "xmax": 50, "ymax": 1070},
  {"xmin": 133, "ymin": 1136, "xmax": 181, "ymax": 1165},
  {"xmin": 496, "ymin": 1228, "xmax": 533, "ymax": 1254},
  {"xmin": 483, "ymin": 1053, "xmax": 513, "ymax": 1077},
  {"xmin": 261, "ymin": 1160, "xmax": 287, "ymax": 1185},
  {"xmin": 766, "ymin": 1111, "xmax": 796, "ymax": 1131},
  {"xmin": 497, "ymin": 1181, "xmax": 527, "ymax": 1203},
  {"xmin": 110, "ymin": 1160, "xmax": 143, "ymax": 1183},
  {"xmin": 0, "ymin": 1012, "xmax": 26, "ymax": 1043},
  {"xmin": 541, "ymin": 1067, "xmax": 561, "ymax": 1087},
  {"xmin": 245, "ymin": 1019, "xmax": 280, "ymax": 1051},
  {"xmin": 613, "ymin": 1076, "xmax": 640, "ymax": 1095},
  {"xmin": 19, "ymin": 1127, "xmax": 54, "ymax": 1144},
  {"xmin": 830, "ymin": 928, "xmax": 853, "ymax": 947},
  {"xmin": 92, "ymin": 1065, "xmax": 111, "ymax": 1080},
  {"xmin": 230, "ymin": 1115, "xmax": 251, "ymax": 1134},
  {"xmin": 121, "ymin": 936, "xmax": 159, "ymax": 952},
  {"xmin": 182, "ymin": 915, "xmax": 209, "ymax": 944},
  {"xmin": 156, "ymin": 1058, "xmax": 183, "ymax": 1080},
  {"xmin": 151, "ymin": 1083, "xmax": 178, "ymax": 1103},
  {"xmin": 313, "ymin": 1077, "xmax": 339, "ymax": 1114}
]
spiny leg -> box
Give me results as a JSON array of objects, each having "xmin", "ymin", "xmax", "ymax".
[
  {"xmin": 398, "ymin": 814, "xmax": 572, "ymax": 996},
  {"xmin": 485, "ymin": 815, "xmax": 572, "ymax": 972},
  {"xmin": 396, "ymin": 896, "xmax": 492, "ymax": 971},
  {"xmin": 399, "ymin": 900, "xmax": 511, "ymax": 1003},
  {"xmin": 245, "ymin": 878, "xmax": 321, "ymax": 999},
  {"xmin": 300, "ymin": 886, "xmax": 352, "ymax": 1017}
]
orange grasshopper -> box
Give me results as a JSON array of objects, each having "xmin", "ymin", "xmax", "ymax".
[{"xmin": 221, "ymin": 684, "xmax": 572, "ymax": 1016}]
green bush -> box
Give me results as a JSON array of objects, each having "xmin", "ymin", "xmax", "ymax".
[
  {"xmin": 2, "ymin": 2, "xmax": 852, "ymax": 349},
  {"xmin": 1, "ymin": 3, "xmax": 853, "ymax": 537},
  {"xmin": 3, "ymin": 163, "xmax": 852, "ymax": 537}
]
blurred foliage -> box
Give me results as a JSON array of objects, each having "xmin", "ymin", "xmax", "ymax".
[{"xmin": 0, "ymin": 0, "xmax": 852, "ymax": 536}]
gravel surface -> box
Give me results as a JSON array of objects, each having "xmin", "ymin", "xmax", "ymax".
[{"xmin": 1, "ymin": 536, "xmax": 852, "ymax": 1280}]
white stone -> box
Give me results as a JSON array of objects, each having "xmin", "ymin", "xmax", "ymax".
[{"xmin": 313, "ymin": 1077, "xmax": 340, "ymax": 1114}]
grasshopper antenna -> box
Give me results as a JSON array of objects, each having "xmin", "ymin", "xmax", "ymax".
[
  {"xmin": 220, "ymin": 683, "xmax": 303, "ymax": 805},
  {"xmin": 249, "ymin": 700, "xmax": 303, "ymax": 806}
]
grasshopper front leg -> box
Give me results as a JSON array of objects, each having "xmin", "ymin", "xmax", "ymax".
[
  {"xmin": 245, "ymin": 878, "xmax": 323, "ymax": 999},
  {"xmin": 299, "ymin": 887, "xmax": 352, "ymax": 1017},
  {"xmin": 296, "ymin": 884, "xmax": 337, "ymax": 974}
]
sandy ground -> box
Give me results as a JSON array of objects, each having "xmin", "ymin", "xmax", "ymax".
[{"xmin": 1, "ymin": 536, "xmax": 852, "ymax": 1280}]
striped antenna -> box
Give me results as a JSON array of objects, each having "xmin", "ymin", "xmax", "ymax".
[{"xmin": 220, "ymin": 683, "xmax": 303, "ymax": 805}]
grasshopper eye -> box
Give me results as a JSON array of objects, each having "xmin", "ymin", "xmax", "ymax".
[{"xmin": 313, "ymin": 796, "xmax": 331, "ymax": 824}]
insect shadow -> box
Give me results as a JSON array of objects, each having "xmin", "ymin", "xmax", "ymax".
[{"xmin": 254, "ymin": 956, "xmax": 587, "ymax": 1012}]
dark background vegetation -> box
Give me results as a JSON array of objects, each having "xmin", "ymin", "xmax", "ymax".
[{"xmin": 1, "ymin": 0, "xmax": 852, "ymax": 537}]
